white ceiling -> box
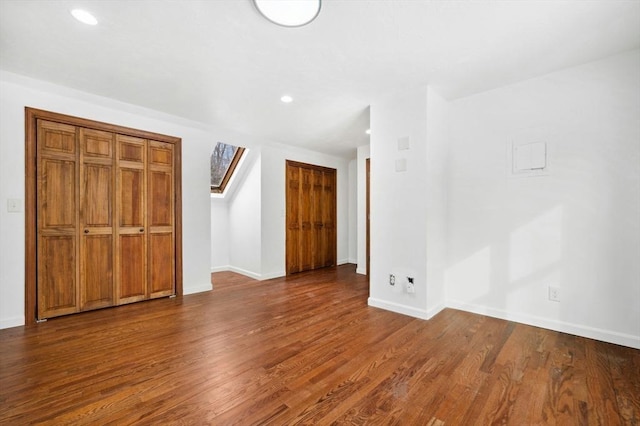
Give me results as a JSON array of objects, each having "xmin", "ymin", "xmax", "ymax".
[{"xmin": 1, "ymin": 0, "xmax": 639, "ymax": 158}]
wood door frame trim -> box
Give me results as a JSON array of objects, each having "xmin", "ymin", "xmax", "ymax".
[
  {"xmin": 366, "ymin": 158, "xmax": 370, "ymax": 278},
  {"xmin": 286, "ymin": 160, "xmax": 336, "ymax": 174},
  {"xmin": 24, "ymin": 107, "xmax": 183, "ymax": 326}
]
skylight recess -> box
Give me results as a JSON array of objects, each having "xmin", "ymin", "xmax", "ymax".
[{"xmin": 211, "ymin": 142, "xmax": 245, "ymax": 194}]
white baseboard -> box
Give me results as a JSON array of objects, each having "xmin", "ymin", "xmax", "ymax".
[
  {"xmin": 337, "ymin": 258, "xmax": 350, "ymax": 266},
  {"xmin": 447, "ymin": 299, "xmax": 640, "ymax": 350},
  {"xmin": 211, "ymin": 265, "xmax": 285, "ymax": 281},
  {"xmin": 368, "ymin": 297, "xmax": 430, "ymax": 320},
  {"xmin": 367, "ymin": 298, "xmax": 445, "ymax": 321},
  {"xmin": 426, "ymin": 302, "xmax": 446, "ymax": 320},
  {"xmin": 227, "ymin": 266, "xmax": 262, "ymax": 280},
  {"xmin": 210, "ymin": 265, "xmax": 230, "ymax": 273},
  {"xmin": 211, "ymin": 264, "xmax": 284, "ymax": 281},
  {"xmin": 183, "ymin": 283, "xmax": 213, "ymax": 295},
  {"xmin": 258, "ymin": 271, "xmax": 286, "ymax": 281},
  {"xmin": 356, "ymin": 267, "xmax": 367, "ymax": 275},
  {"xmin": 0, "ymin": 316, "xmax": 25, "ymax": 330}
]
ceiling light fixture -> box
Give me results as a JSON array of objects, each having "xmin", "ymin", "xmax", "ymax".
[
  {"xmin": 366, "ymin": 129, "xmax": 371, "ymax": 135},
  {"xmin": 281, "ymin": 95, "xmax": 293, "ymax": 103},
  {"xmin": 70, "ymin": 9, "xmax": 98, "ymax": 25},
  {"xmin": 253, "ymin": 0, "xmax": 321, "ymax": 28}
]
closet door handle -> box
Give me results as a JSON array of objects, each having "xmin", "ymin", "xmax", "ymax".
[
  {"xmin": 139, "ymin": 228, "xmax": 144, "ymax": 233},
  {"xmin": 84, "ymin": 229, "xmax": 89, "ymax": 234}
]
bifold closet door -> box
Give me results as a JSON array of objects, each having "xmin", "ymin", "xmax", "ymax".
[
  {"xmin": 28, "ymin": 108, "xmax": 182, "ymax": 324},
  {"xmin": 286, "ymin": 161, "xmax": 337, "ymax": 275}
]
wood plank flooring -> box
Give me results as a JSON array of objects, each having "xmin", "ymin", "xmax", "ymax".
[{"xmin": 1, "ymin": 265, "xmax": 638, "ymax": 425}]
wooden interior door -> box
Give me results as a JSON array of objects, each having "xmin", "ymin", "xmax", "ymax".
[
  {"xmin": 116, "ymin": 135, "xmax": 147, "ymax": 304},
  {"xmin": 36, "ymin": 120, "xmax": 79, "ymax": 319},
  {"xmin": 286, "ymin": 161, "xmax": 337, "ymax": 274}
]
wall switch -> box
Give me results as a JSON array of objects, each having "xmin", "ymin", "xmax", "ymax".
[
  {"xmin": 395, "ymin": 158, "xmax": 407, "ymax": 172},
  {"xmin": 7, "ymin": 199, "xmax": 22, "ymax": 213},
  {"xmin": 397, "ymin": 136, "xmax": 410, "ymax": 151},
  {"xmin": 548, "ymin": 286, "xmax": 560, "ymax": 302}
]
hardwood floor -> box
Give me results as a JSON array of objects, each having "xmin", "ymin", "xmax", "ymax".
[{"xmin": 1, "ymin": 265, "xmax": 638, "ymax": 425}]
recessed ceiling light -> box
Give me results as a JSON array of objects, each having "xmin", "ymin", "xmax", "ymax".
[
  {"xmin": 71, "ymin": 9, "xmax": 98, "ymax": 25},
  {"xmin": 254, "ymin": 0, "xmax": 321, "ymax": 28},
  {"xmin": 366, "ymin": 129, "xmax": 371, "ymax": 135},
  {"xmin": 281, "ymin": 95, "xmax": 293, "ymax": 103}
]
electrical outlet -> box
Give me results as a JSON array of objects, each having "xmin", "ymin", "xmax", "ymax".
[
  {"xmin": 389, "ymin": 274, "xmax": 395, "ymax": 286},
  {"xmin": 548, "ymin": 286, "xmax": 560, "ymax": 302},
  {"xmin": 407, "ymin": 277, "xmax": 415, "ymax": 294}
]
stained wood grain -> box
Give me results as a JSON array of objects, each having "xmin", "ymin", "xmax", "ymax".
[{"xmin": 1, "ymin": 266, "xmax": 638, "ymax": 424}]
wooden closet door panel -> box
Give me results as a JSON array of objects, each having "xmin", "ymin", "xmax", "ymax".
[
  {"xmin": 38, "ymin": 235, "xmax": 77, "ymax": 318},
  {"xmin": 81, "ymin": 128, "xmax": 113, "ymax": 158},
  {"xmin": 312, "ymin": 169, "xmax": 325, "ymax": 269},
  {"xmin": 286, "ymin": 164, "xmax": 301, "ymax": 274},
  {"xmin": 116, "ymin": 135, "xmax": 147, "ymax": 304},
  {"xmin": 39, "ymin": 159, "xmax": 77, "ymax": 229},
  {"xmin": 36, "ymin": 120, "xmax": 79, "ymax": 319},
  {"xmin": 322, "ymin": 171, "xmax": 336, "ymax": 267},
  {"xmin": 299, "ymin": 167, "xmax": 313, "ymax": 272},
  {"xmin": 79, "ymin": 128, "xmax": 114, "ymax": 311},
  {"xmin": 38, "ymin": 120, "xmax": 76, "ymax": 156},
  {"xmin": 81, "ymin": 234, "xmax": 114, "ymax": 309},
  {"xmin": 119, "ymin": 168, "xmax": 145, "ymax": 227},
  {"xmin": 118, "ymin": 234, "xmax": 146, "ymax": 301},
  {"xmin": 149, "ymin": 233, "xmax": 174, "ymax": 296},
  {"xmin": 148, "ymin": 141, "xmax": 175, "ymax": 298},
  {"xmin": 149, "ymin": 142, "xmax": 173, "ymax": 167},
  {"xmin": 82, "ymin": 164, "xmax": 112, "ymax": 226},
  {"xmin": 148, "ymin": 171, "xmax": 172, "ymax": 226},
  {"xmin": 38, "ymin": 158, "xmax": 78, "ymax": 315}
]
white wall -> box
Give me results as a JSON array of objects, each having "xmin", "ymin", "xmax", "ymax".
[
  {"xmin": 425, "ymin": 87, "xmax": 449, "ymax": 315},
  {"xmin": 356, "ymin": 144, "xmax": 370, "ymax": 275},
  {"xmin": 369, "ymin": 87, "xmax": 436, "ymax": 319},
  {"xmin": 210, "ymin": 198, "xmax": 230, "ymax": 272},
  {"xmin": 446, "ymin": 50, "xmax": 640, "ymax": 348},
  {"xmin": 0, "ymin": 72, "xmax": 213, "ymax": 328},
  {"xmin": 228, "ymin": 152, "xmax": 262, "ymax": 278}
]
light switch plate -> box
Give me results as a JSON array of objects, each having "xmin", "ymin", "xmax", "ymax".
[
  {"xmin": 514, "ymin": 141, "xmax": 546, "ymax": 171},
  {"xmin": 397, "ymin": 136, "xmax": 410, "ymax": 151},
  {"xmin": 509, "ymin": 140, "xmax": 549, "ymax": 178},
  {"xmin": 7, "ymin": 198, "xmax": 22, "ymax": 213}
]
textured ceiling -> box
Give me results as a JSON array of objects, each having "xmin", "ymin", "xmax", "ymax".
[{"xmin": 1, "ymin": 0, "xmax": 639, "ymax": 158}]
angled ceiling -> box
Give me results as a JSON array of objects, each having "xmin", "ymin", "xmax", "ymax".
[{"xmin": 1, "ymin": 0, "xmax": 639, "ymax": 158}]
